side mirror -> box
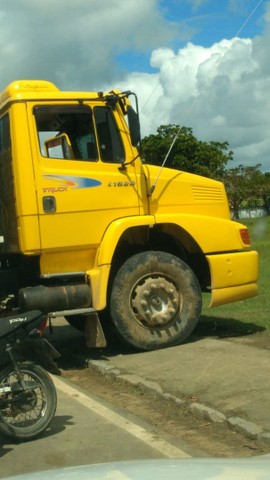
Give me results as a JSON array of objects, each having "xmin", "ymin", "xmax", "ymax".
[{"xmin": 127, "ymin": 105, "xmax": 141, "ymax": 147}]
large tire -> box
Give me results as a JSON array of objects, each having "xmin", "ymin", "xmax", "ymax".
[
  {"xmin": 0, "ymin": 362, "xmax": 57, "ymax": 442},
  {"xmin": 110, "ymin": 251, "xmax": 202, "ymax": 351}
]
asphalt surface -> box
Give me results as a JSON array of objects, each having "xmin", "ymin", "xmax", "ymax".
[
  {"xmin": 2, "ymin": 317, "xmax": 270, "ymax": 479},
  {"xmin": 1, "ymin": 372, "xmax": 192, "ymax": 479}
]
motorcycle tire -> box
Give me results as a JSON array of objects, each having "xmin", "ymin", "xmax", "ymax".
[{"xmin": 0, "ymin": 361, "xmax": 57, "ymax": 442}]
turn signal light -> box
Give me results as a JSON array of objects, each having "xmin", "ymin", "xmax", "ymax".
[{"xmin": 240, "ymin": 228, "xmax": 250, "ymax": 245}]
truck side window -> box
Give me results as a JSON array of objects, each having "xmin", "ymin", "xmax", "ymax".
[
  {"xmin": 94, "ymin": 107, "xmax": 125, "ymax": 163},
  {"xmin": 0, "ymin": 114, "xmax": 11, "ymax": 152},
  {"xmin": 34, "ymin": 105, "xmax": 98, "ymax": 161}
]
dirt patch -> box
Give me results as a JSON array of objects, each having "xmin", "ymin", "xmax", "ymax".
[
  {"xmin": 226, "ymin": 332, "xmax": 270, "ymax": 350},
  {"xmin": 62, "ymin": 365, "xmax": 269, "ymax": 459}
]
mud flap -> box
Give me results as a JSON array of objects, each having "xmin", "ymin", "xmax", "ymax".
[{"xmin": 85, "ymin": 313, "xmax": 107, "ymax": 348}]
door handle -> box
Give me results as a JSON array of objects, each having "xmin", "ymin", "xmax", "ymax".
[{"xmin": 43, "ymin": 196, "xmax": 56, "ymax": 213}]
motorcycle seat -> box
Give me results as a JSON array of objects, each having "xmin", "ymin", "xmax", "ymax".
[{"xmin": 0, "ymin": 310, "xmax": 44, "ymax": 340}]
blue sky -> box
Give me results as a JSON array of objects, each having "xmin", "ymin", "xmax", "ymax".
[
  {"xmin": 116, "ymin": 0, "xmax": 266, "ymax": 73},
  {"xmin": 0, "ymin": 0, "xmax": 269, "ymax": 170},
  {"xmin": 161, "ymin": 0, "xmax": 265, "ymax": 44}
]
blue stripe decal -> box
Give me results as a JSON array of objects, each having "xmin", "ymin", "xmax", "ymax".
[{"xmin": 43, "ymin": 175, "xmax": 102, "ymax": 189}]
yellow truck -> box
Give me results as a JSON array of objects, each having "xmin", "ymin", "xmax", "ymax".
[{"xmin": 0, "ymin": 80, "xmax": 258, "ymax": 350}]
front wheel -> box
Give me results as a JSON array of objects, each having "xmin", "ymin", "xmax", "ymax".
[
  {"xmin": 0, "ymin": 362, "xmax": 57, "ymax": 442},
  {"xmin": 110, "ymin": 251, "xmax": 202, "ymax": 351}
]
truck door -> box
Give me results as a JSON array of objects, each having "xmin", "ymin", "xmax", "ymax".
[{"xmin": 29, "ymin": 103, "xmax": 141, "ymax": 252}]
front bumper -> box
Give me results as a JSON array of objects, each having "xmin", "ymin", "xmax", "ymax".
[{"xmin": 206, "ymin": 250, "xmax": 259, "ymax": 307}]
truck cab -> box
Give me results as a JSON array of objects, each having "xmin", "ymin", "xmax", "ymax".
[{"xmin": 0, "ymin": 80, "xmax": 258, "ymax": 350}]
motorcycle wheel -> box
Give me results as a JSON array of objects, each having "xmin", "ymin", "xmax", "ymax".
[{"xmin": 0, "ymin": 362, "xmax": 57, "ymax": 442}]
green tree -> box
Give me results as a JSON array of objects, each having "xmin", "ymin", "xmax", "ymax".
[
  {"xmin": 257, "ymin": 171, "xmax": 270, "ymax": 215},
  {"xmin": 141, "ymin": 124, "xmax": 233, "ymax": 179},
  {"xmin": 223, "ymin": 164, "xmax": 264, "ymax": 219}
]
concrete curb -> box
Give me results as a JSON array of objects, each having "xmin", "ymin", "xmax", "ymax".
[{"xmin": 87, "ymin": 359, "xmax": 270, "ymax": 447}]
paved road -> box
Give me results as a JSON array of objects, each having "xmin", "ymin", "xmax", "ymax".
[
  {"xmin": 3, "ymin": 315, "xmax": 268, "ymax": 479},
  {"xmin": 48, "ymin": 318, "xmax": 270, "ymax": 447},
  {"xmin": 0, "ymin": 374, "xmax": 191, "ymax": 479}
]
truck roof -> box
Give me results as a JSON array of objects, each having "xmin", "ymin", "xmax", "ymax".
[{"xmin": 0, "ymin": 80, "xmax": 102, "ymax": 108}]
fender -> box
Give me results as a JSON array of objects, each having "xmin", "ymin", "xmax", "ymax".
[
  {"xmin": 87, "ymin": 212, "xmax": 252, "ymax": 311},
  {"xmin": 96, "ymin": 211, "xmax": 249, "ymax": 267},
  {"xmin": 97, "ymin": 215, "xmax": 156, "ymax": 266},
  {"xmin": 87, "ymin": 215, "xmax": 155, "ymax": 311},
  {"xmin": 154, "ymin": 213, "xmax": 251, "ymax": 252}
]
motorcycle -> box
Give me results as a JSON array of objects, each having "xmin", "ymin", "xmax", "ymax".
[{"xmin": 0, "ymin": 309, "xmax": 58, "ymax": 442}]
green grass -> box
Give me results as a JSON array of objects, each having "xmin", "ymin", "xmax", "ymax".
[{"xmin": 199, "ymin": 216, "xmax": 270, "ymax": 338}]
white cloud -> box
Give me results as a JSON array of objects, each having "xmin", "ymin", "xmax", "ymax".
[
  {"xmin": 0, "ymin": 0, "xmax": 270, "ymax": 171},
  {"xmin": 0, "ymin": 0, "xmax": 177, "ymax": 89},
  {"xmin": 110, "ymin": 32, "xmax": 270, "ymax": 171}
]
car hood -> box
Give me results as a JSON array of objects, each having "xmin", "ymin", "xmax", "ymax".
[{"xmin": 4, "ymin": 457, "xmax": 270, "ymax": 480}]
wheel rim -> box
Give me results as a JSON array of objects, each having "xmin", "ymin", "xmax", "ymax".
[
  {"xmin": 130, "ymin": 274, "xmax": 181, "ymax": 327},
  {"xmin": 1, "ymin": 370, "xmax": 47, "ymax": 428}
]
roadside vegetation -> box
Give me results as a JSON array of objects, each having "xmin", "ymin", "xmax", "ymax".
[{"xmin": 200, "ymin": 216, "xmax": 270, "ymax": 338}]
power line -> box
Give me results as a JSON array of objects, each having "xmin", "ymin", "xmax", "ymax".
[
  {"xmin": 146, "ymin": 0, "xmax": 266, "ymax": 196},
  {"xmin": 235, "ymin": 0, "xmax": 265, "ymax": 37},
  {"xmin": 142, "ymin": 0, "xmax": 265, "ymax": 115}
]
